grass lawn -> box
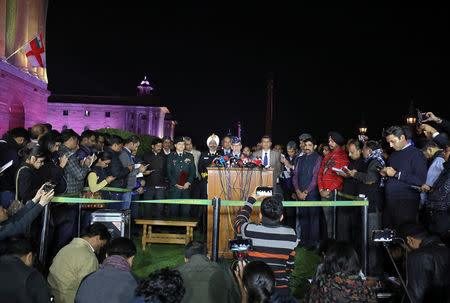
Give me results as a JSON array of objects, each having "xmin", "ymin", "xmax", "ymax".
[{"xmin": 131, "ymin": 233, "xmax": 322, "ymax": 301}]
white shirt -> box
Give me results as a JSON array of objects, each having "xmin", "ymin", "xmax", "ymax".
[
  {"xmin": 262, "ymin": 149, "xmax": 271, "ymax": 168},
  {"xmin": 163, "ymin": 148, "xmax": 171, "ymax": 155}
]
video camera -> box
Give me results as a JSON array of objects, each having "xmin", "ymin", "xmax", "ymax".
[{"xmin": 372, "ymin": 229, "xmax": 396, "ymax": 243}]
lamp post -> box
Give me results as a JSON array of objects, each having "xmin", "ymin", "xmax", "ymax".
[{"xmin": 406, "ymin": 100, "xmax": 417, "ymax": 125}]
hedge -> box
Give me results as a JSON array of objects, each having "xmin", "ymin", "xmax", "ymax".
[{"xmin": 95, "ymin": 128, "xmax": 158, "ymax": 157}]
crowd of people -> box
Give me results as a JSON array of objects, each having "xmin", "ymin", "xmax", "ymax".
[{"xmin": 0, "ymin": 109, "xmax": 448, "ymax": 302}]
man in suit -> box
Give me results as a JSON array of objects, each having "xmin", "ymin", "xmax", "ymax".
[
  {"xmin": 253, "ymin": 136, "xmax": 282, "ymax": 195},
  {"xmin": 218, "ymin": 136, "xmax": 232, "ymax": 157}
]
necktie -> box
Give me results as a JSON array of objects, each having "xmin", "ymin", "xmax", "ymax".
[{"xmin": 263, "ymin": 152, "xmax": 268, "ymax": 167}]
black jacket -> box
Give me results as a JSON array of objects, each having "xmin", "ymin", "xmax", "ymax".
[
  {"xmin": 143, "ymin": 151, "xmax": 167, "ymax": 187},
  {"xmin": 16, "ymin": 163, "xmax": 42, "ymax": 203},
  {"xmin": 354, "ymin": 158, "xmax": 384, "ymax": 212},
  {"xmin": 37, "ymin": 153, "xmax": 67, "ymax": 195},
  {"xmin": 407, "ymin": 235, "xmax": 450, "ymax": 303},
  {"xmin": 198, "ymin": 151, "xmax": 220, "ymax": 178},
  {"xmin": 0, "ymin": 138, "xmax": 23, "ymax": 192},
  {"xmin": 0, "ymin": 255, "xmax": 51, "ymax": 303},
  {"xmin": 104, "ymin": 147, "xmax": 130, "ymax": 188},
  {"xmin": 342, "ymin": 158, "xmax": 365, "ymax": 196}
]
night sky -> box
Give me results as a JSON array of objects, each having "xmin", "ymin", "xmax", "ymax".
[{"xmin": 46, "ymin": 5, "xmax": 450, "ymax": 148}]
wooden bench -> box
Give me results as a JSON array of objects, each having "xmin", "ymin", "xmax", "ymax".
[{"xmin": 135, "ymin": 219, "xmax": 198, "ymax": 251}]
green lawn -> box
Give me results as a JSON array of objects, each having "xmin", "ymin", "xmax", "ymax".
[{"xmin": 131, "ymin": 234, "xmax": 322, "ymax": 300}]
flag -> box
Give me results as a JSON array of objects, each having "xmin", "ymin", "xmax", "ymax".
[{"xmin": 23, "ymin": 34, "xmax": 46, "ymax": 68}]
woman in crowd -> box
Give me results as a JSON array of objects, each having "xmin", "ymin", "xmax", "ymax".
[
  {"xmin": 86, "ymin": 151, "xmax": 116, "ymax": 197},
  {"xmin": 235, "ymin": 260, "xmax": 298, "ymax": 303},
  {"xmin": 306, "ymin": 241, "xmax": 376, "ymax": 303},
  {"xmin": 16, "ymin": 145, "xmax": 46, "ymax": 204},
  {"xmin": 38, "ymin": 130, "xmax": 68, "ymax": 194}
]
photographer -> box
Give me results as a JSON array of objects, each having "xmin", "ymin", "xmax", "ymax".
[
  {"xmin": 16, "ymin": 146, "xmax": 46, "ymax": 205},
  {"xmin": 305, "ymin": 241, "xmax": 376, "ymax": 303},
  {"xmin": 233, "ymin": 191, "xmax": 298, "ymax": 297},
  {"xmin": 38, "ymin": 130, "xmax": 68, "ymax": 194},
  {"xmin": 0, "ymin": 184, "xmax": 54, "ymax": 241},
  {"xmin": 398, "ymin": 223, "xmax": 450, "ymax": 303},
  {"xmin": 425, "ymin": 143, "xmax": 450, "ymax": 234}
]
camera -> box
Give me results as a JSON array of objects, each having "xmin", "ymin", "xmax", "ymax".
[
  {"xmin": 372, "ymin": 229, "xmax": 396, "ymax": 242},
  {"xmin": 43, "ymin": 184, "xmax": 54, "ymax": 193},
  {"xmin": 256, "ymin": 186, "xmax": 273, "ymax": 197},
  {"xmin": 229, "ymin": 238, "xmax": 252, "ymax": 252}
]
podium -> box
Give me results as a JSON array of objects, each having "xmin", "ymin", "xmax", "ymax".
[{"xmin": 206, "ymin": 167, "xmax": 273, "ymax": 258}]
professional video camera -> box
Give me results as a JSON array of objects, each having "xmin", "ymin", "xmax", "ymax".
[{"xmin": 371, "ymin": 229, "xmax": 416, "ymax": 303}]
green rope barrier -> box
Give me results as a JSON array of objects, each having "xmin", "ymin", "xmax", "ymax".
[
  {"xmin": 82, "ymin": 187, "xmax": 132, "ymax": 192},
  {"xmin": 50, "ymin": 197, "xmax": 368, "ymax": 207}
]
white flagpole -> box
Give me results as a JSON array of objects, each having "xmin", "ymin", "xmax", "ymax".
[{"xmin": 3, "ymin": 32, "xmax": 42, "ymax": 62}]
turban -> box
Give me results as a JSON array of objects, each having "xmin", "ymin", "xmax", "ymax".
[
  {"xmin": 328, "ymin": 131, "xmax": 345, "ymax": 146},
  {"xmin": 207, "ymin": 134, "xmax": 219, "ymax": 146}
]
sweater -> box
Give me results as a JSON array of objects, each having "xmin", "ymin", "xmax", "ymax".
[
  {"xmin": 75, "ymin": 255, "xmax": 139, "ymax": 303},
  {"xmin": 234, "ymin": 197, "xmax": 298, "ymax": 296},
  {"xmin": 318, "ymin": 147, "xmax": 349, "ymax": 192},
  {"xmin": 384, "ymin": 145, "xmax": 427, "ymax": 200}
]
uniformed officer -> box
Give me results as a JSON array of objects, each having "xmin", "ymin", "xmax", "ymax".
[
  {"xmin": 198, "ymin": 134, "xmax": 221, "ymax": 198},
  {"xmin": 167, "ymin": 137, "xmax": 196, "ymax": 217}
]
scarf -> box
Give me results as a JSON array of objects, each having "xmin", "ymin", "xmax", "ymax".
[
  {"xmin": 100, "ymin": 255, "xmax": 131, "ymax": 272},
  {"xmin": 365, "ymin": 148, "xmax": 386, "ymax": 187}
]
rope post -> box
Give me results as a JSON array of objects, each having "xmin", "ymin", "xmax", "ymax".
[
  {"xmin": 332, "ymin": 190, "xmax": 337, "ymax": 239},
  {"xmin": 38, "ymin": 204, "xmax": 50, "ymax": 265},
  {"xmin": 77, "ymin": 203, "xmax": 82, "ymax": 237},
  {"xmin": 212, "ymin": 197, "xmax": 221, "ymax": 262},
  {"xmin": 362, "ymin": 197, "xmax": 369, "ymax": 275}
]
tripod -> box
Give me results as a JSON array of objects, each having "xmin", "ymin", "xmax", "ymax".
[{"xmin": 383, "ymin": 242, "xmax": 415, "ymax": 303}]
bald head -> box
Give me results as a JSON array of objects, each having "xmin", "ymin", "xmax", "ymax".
[{"xmin": 30, "ymin": 124, "xmax": 48, "ymax": 141}]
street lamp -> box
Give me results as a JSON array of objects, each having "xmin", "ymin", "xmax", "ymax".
[
  {"xmin": 359, "ymin": 126, "xmax": 368, "ymax": 134},
  {"xmin": 406, "ymin": 100, "xmax": 417, "ymax": 125}
]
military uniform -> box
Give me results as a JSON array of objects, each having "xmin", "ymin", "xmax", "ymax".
[{"xmin": 167, "ymin": 151, "xmax": 196, "ymax": 217}]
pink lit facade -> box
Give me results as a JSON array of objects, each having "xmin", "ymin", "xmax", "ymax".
[
  {"xmin": 0, "ymin": 60, "xmax": 50, "ymax": 135},
  {"xmin": 47, "ymin": 97, "xmax": 176, "ymax": 137}
]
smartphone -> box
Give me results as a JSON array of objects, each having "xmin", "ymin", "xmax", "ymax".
[
  {"xmin": 229, "ymin": 239, "xmax": 252, "ymax": 251},
  {"xmin": 372, "ymin": 230, "xmax": 395, "ymax": 242},
  {"xmin": 256, "ymin": 186, "xmax": 273, "ymax": 196},
  {"xmin": 43, "ymin": 184, "xmax": 54, "ymax": 193},
  {"xmin": 410, "ymin": 185, "xmax": 421, "ymax": 191}
]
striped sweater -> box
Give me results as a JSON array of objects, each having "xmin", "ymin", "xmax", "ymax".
[
  {"xmin": 318, "ymin": 147, "xmax": 349, "ymax": 192},
  {"xmin": 234, "ymin": 198, "xmax": 299, "ymax": 295}
]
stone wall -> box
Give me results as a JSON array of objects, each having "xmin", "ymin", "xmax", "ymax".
[
  {"xmin": 0, "ymin": 60, "xmax": 49, "ymax": 135},
  {"xmin": 47, "ymin": 101, "xmax": 173, "ymax": 137}
]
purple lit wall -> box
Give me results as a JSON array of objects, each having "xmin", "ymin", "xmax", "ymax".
[
  {"xmin": 47, "ymin": 102, "xmax": 175, "ymax": 137},
  {"xmin": 0, "ymin": 61, "xmax": 49, "ymax": 135}
]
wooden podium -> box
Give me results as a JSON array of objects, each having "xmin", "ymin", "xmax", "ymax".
[{"xmin": 206, "ymin": 167, "xmax": 273, "ymax": 258}]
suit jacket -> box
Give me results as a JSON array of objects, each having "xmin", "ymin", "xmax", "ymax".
[
  {"xmin": 253, "ymin": 149, "xmax": 282, "ymax": 186},
  {"xmin": 119, "ymin": 147, "xmax": 140, "ymax": 189}
]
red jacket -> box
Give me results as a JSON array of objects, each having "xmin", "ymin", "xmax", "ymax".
[{"xmin": 318, "ymin": 147, "xmax": 349, "ymax": 192}]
